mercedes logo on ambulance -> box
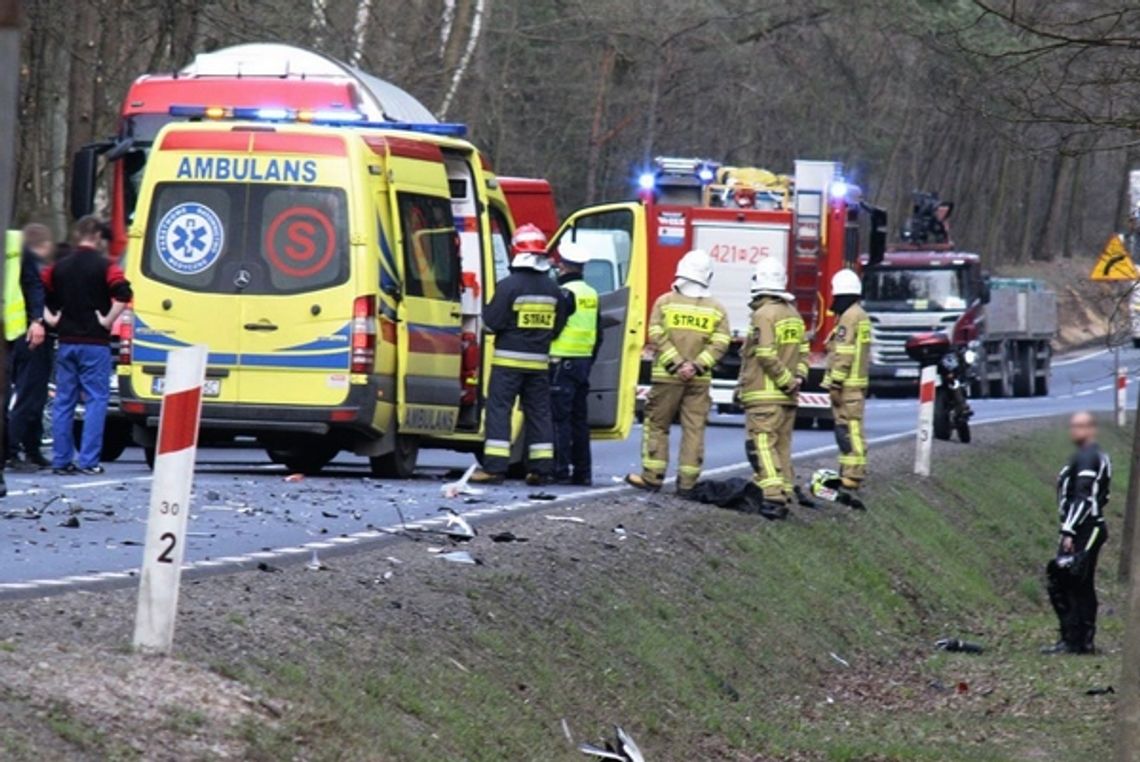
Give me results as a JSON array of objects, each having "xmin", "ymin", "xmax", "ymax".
[{"xmin": 234, "ymin": 269, "xmax": 252, "ymax": 289}]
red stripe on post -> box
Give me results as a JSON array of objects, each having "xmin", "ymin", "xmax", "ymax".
[
  {"xmin": 157, "ymin": 387, "xmax": 204, "ymax": 455},
  {"xmin": 919, "ymin": 379, "xmax": 935, "ymax": 404},
  {"xmin": 1120, "ymin": 374, "xmax": 1128, "ymax": 390}
]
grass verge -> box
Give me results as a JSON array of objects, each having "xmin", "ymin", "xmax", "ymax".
[{"xmin": 230, "ymin": 419, "xmax": 1128, "ymax": 761}]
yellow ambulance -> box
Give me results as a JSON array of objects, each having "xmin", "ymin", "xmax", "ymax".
[{"xmin": 119, "ymin": 115, "xmax": 646, "ymax": 475}]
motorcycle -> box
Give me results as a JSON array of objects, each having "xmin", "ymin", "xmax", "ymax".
[{"xmin": 904, "ymin": 332, "xmax": 976, "ymax": 443}]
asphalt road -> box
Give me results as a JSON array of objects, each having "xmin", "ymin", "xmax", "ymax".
[{"xmin": 0, "ymin": 345, "xmax": 1133, "ymax": 594}]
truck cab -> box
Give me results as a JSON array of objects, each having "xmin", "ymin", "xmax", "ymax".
[{"xmin": 859, "ymin": 249, "xmax": 985, "ymax": 388}]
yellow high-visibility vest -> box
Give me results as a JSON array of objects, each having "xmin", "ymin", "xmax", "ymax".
[
  {"xmin": 551, "ymin": 279, "xmax": 599, "ymax": 358},
  {"xmin": 4, "ymin": 230, "xmax": 26, "ymax": 341}
]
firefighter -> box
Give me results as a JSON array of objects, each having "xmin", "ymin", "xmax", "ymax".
[
  {"xmin": 471, "ymin": 224, "xmax": 571, "ymax": 485},
  {"xmin": 737, "ymin": 258, "xmax": 807, "ymax": 517},
  {"xmin": 1043, "ymin": 412, "xmax": 1111, "ymax": 655},
  {"xmin": 549, "ymin": 241, "xmax": 602, "ymax": 486},
  {"xmin": 625, "ymin": 249, "xmax": 730, "ymax": 496},
  {"xmin": 823, "ymin": 268, "xmax": 871, "ymax": 490}
]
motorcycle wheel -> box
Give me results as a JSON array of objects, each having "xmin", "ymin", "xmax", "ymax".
[
  {"xmin": 955, "ymin": 416, "xmax": 971, "ymax": 444},
  {"xmin": 932, "ymin": 390, "xmax": 952, "ymax": 441}
]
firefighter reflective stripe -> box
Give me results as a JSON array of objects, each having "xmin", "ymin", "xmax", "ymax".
[
  {"xmin": 661, "ymin": 304, "xmax": 721, "ymax": 333},
  {"xmin": 550, "ymin": 280, "xmax": 599, "ymax": 358},
  {"xmin": 485, "ymin": 439, "xmax": 511, "ymax": 457},
  {"xmin": 826, "ymin": 306, "xmax": 871, "ymax": 389},
  {"xmin": 4, "ymin": 231, "xmax": 25, "ymax": 341},
  {"xmin": 493, "ymin": 348, "xmax": 549, "ymax": 370},
  {"xmin": 740, "ymin": 388, "xmax": 792, "ymax": 404},
  {"xmin": 528, "ymin": 443, "xmax": 554, "ymax": 460},
  {"xmin": 755, "ymin": 433, "xmax": 782, "ymax": 488}
]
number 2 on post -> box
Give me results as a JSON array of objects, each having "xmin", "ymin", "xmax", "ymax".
[{"xmin": 157, "ymin": 532, "xmax": 177, "ymax": 564}]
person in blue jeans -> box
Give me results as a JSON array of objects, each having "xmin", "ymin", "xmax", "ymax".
[{"xmin": 42, "ymin": 216, "xmax": 132, "ymax": 475}]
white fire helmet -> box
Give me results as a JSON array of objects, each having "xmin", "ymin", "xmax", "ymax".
[
  {"xmin": 750, "ymin": 257, "xmax": 792, "ymax": 300},
  {"xmin": 831, "ymin": 268, "xmax": 862, "ymax": 297},
  {"xmin": 558, "ymin": 241, "xmax": 592, "ymax": 265},
  {"xmin": 674, "ymin": 248, "xmax": 714, "ymax": 288}
]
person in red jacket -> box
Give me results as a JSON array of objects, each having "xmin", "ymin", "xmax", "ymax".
[{"xmin": 42, "ymin": 216, "xmax": 133, "ymax": 475}]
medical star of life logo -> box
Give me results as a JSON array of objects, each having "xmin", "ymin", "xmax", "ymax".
[{"xmin": 155, "ymin": 202, "xmax": 224, "ymax": 275}]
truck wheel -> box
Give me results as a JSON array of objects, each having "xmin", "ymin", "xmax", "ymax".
[
  {"xmin": 1034, "ymin": 354, "xmax": 1051, "ymax": 397},
  {"xmin": 370, "ymin": 434, "xmax": 419, "ymax": 479},
  {"xmin": 989, "ymin": 347, "xmax": 1012, "ymax": 398},
  {"xmin": 933, "ymin": 390, "xmax": 952, "ymax": 441},
  {"xmin": 1013, "ymin": 344, "xmax": 1035, "ymax": 397}
]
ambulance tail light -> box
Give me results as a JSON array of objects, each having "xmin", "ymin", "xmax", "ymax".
[
  {"xmin": 351, "ymin": 296, "xmax": 377, "ymax": 373},
  {"xmin": 117, "ymin": 308, "xmax": 134, "ymax": 366}
]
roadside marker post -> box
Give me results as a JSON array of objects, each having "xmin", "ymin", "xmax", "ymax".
[
  {"xmin": 133, "ymin": 345, "xmax": 208, "ymax": 654},
  {"xmin": 1117, "ymin": 357, "xmax": 1128, "ymax": 429},
  {"xmin": 914, "ymin": 365, "xmax": 936, "ymax": 477}
]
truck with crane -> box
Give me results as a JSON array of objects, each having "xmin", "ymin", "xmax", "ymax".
[{"xmin": 860, "ymin": 192, "xmax": 1056, "ymax": 397}]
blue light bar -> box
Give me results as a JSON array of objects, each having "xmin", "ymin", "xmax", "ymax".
[
  {"xmin": 169, "ymin": 105, "xmax": 209, "ymax": 118},
  {"xmin": 638, "ymin": 173, "xmax": 656, "ymax": 191},
  {"xmin": 166, "ymin": 105, "xmax": 468, "ymax": 138},
  {"xmin": 830, "ymin": 180, "xmax": 849, "ymax": 198}
]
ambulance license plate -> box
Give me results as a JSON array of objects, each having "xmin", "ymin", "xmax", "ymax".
[
  {"xmin": 151, "ymin": 378, "xmax": 221, "ymax": 398},
  {"xmin": 895, "ymin": 367, "xmax": 919, "ymax": 378}
]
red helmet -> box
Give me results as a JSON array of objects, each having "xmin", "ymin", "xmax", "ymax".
[{"xmin": 511, "ymin": 223, "xmax": 548, "ymax": 256}]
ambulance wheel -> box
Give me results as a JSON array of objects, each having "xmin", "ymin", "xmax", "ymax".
[
  {"xmin": 371, "ymin": 435, "xmax": 419, "ymax": 479},
  {"xmin": 277, "ymin": 445, "xmax": 338, "ymax": 475}
]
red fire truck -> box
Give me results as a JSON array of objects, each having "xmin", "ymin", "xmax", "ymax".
[
  {"xmin": 593, "ymin": 157, "xmax": 885, "ymax": 424},
  {"xmin": 70, "ymin": 42, "xmax": 557, "ymax": 257}
]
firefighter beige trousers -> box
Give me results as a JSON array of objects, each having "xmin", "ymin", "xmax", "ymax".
[
  {"xmin": 639, "ymin": 380, "xmax": 711, "ymax": 491},
  {"xmin": 744, "ymin": 404, "xmax": 796, "ymax": 503},
  {"xmin": 833, "ymin": 388, "xmax": 867, "ymax": 486}
]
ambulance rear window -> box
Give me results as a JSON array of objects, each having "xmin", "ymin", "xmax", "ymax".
[
  {"xmin": 398, "ymin": 193, "xmax": 460, "ymax": 300},
  {"xmin": 143, "ymin": 182, "xmax": 349, "ymax": 295}
]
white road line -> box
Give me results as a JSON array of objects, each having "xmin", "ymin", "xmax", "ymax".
[{"xmin": 1053, "ymin": 348, "xmax": 1110, "ymax": 367}]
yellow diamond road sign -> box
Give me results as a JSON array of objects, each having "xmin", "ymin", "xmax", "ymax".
[{"xmin": 1091, "ymin": 234, "xmax": 1139, "ymax": 281}]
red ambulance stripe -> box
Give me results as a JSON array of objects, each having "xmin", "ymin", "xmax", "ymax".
[
  {"xmin": 159, "ymin": 132, "xmax": 251, "ymax": 152},
  {"xmin": 157, "ymin": 387, "xmax": 204, "ymax": 455},
  {"xmin": 251, "ymin": 132, "xmax": 346, "ymax": 156}
]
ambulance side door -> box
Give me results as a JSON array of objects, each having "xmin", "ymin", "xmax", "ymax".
[{"xmin": 551, "ymin": 202, "xmax": 646, "ymax": 440}]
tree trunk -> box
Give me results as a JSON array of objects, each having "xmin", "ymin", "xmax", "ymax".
[{"xmin": 584, "ymin": 44, "xmax": 616, "ymax": 205}]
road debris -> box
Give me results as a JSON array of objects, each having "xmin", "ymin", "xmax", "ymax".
[
  {"xmin": 490, "ymin": 531, "xmax": 527, "ymax": 543},
  {"xmin": 528, "ymin": 492, "xmax": 557, "ymax": 501},
  {"xmin": 256, "ymin": 561, "xmax": 281, "ymax": 573},
  {"xmin": 935, "ymin": 638, "xmax": 984, "ymax": 654},
  {"xmin": 579, "ymin": 725, "xmax": 644, "ymax": 762},
  {"xmin": 305, "ymin": 550, "xmax": 327, "ymax": 571},
  {"xmin": 441, "ymin": 463, "xmax": 484, "ymax": 498},
  {"xmin": 545, "ymin": 515, "xmax": 586, "ymax": 524},
  {"xmin": 1086, "ymin": 686, "xmax": 1115, "ymax": 696},
  {"xmin": 439, "ymin": 507, "xmax": 476, "ymax": 541},
  {"xmin": 438, "ymin": 550, "xmax": 480, "ymax": 565},
  {"xmin": 58, "ymin": 516, "xmax": 80, "ymax": 529},
  {"xmin": 829, "ymin": 652, "xmax": 850, "ymax": 668},
  {"xmin": 284, "ymin": 473, "xmax": 304, "ymax": 483}
]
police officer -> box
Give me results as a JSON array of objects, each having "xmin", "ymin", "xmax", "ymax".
[
  {"xmin": 626, "ymin": 249, "xmax": 730, "ymax": 496},
  {"xmin": 737, "ymin": 258, "xmax": 807, "ymax": 517},
  {"xmin": 823, "ymin": 268, "xmax": 871, "ymax": 490},
  {"xmin": 1043, "ymin": 412, "xmax": 1111, "ymax": 655},
  {"xmin": 471, "ymin": 224, "xmax": 570, "ymax": 485},
  {"xmin": 550, "ymin": 242, "xmax": 602, "ymax": 486}
]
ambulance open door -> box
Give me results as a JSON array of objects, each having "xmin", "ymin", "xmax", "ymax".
[{"xmin": 551, "ymin": 202, "xmax": 646, "ymax": 441}]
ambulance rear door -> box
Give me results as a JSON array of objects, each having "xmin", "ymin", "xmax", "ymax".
[
  {"xmin": 551, "ymin": 202, "xmax": 647, "ymax": 441},
  {"xmin": 381, "ymin": 139, "xmax": 464, "ymax": 436}
]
